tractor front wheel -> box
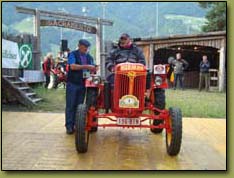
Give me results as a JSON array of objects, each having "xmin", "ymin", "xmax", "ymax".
[
  {"xmin": 75, "ymin": 104, "xmax": 89, "ymax": 153},
  {"xmin": 166, "ymin": 107, "xmax": 182, "ymax": 156},
  {"xmin": 150, "ymin": 88, "xmax": 166, "ymax": 134}
]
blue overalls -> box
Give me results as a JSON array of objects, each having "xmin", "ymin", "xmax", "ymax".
[{"xmin": 65, "ymin": 50, "xmax": 94, "ymax": 130}]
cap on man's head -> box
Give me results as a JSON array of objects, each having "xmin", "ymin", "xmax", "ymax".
[
  {"xmin": 120, "ymin": 33, "xmax": 130, "ymax": 40},
  {"xmin": 79, "ymin": 39, "xmax": 91, "ymax": 47}
]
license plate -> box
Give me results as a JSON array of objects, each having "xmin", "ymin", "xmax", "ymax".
[{"xmin": 117, "ymin": 118, "xmax": 141, "ymax": 126}]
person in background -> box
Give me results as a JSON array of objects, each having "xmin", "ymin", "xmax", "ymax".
[
  {"xmin": 65, "ymin": 39, "xmax": 97, "ymax": 134},
  {"xmin": 42, "ymin": 53, "xmax": 54, "ymax": 89},
  {"xmin": 171, "ymin": 53, "xmax": 189, "ymax": 90},
  {"xmin": 167, "ymin": 56, "xmax": 175, "ymax": 87},
  {"xmin": 199, "ymin": 55, "xmax": 210, "ymax": 91}
]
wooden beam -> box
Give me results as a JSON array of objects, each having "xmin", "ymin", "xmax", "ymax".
[
  {"xmin": 16, "ymin": 6, "xmax": 113, "ymax": 26},
  {"xmin": 96, "ymin": 19, "xmax": 101, "ymax": 77},
  {"xmin": 16, "ymin": 5, "xmax": 113, "ymax": 73},
  {"xmin": 149, "ymin": 44, "xmax": 154, "ymax": 72},
  {"xmin": 136, "ymin": 31, "xmax": 226, "ymax": 44},
  {"xmin": 16, "ymin": 6, "xmax": 36, "ymax": 15},
  {"xmin": 137, "ymin": 36, "xmax": 225, "ymax": 46},
  {"xmin": 34, "ymin": 9, "xmax": 41, "ymax": 70},
  {"xmin": 218, "ymin": 39, "xmax": 226, "ymax": 92}
]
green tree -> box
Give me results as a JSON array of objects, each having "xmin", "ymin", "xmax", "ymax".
[{"xmin": 199, "ymin": 2, "xmax": 226, "ymax": 32}]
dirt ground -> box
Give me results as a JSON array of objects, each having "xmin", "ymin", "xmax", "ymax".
[{"xmin": 2, "ymin": 111, "xmax": 226, "ymax": 170}]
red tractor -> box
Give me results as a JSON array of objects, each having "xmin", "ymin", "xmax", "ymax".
[{"xmin": 75, "ymin": 62, "xmax": 182, "ymax": 156}]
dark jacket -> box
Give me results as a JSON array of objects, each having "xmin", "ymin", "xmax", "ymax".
[
  {"xmin": 67, "ymin": 50, "xmax": 94, "ymax": 85},
  {"xmin": 105, "ymin": 44, "xmax": 146, "ymax": 71},
  {"xmin": 171, "ymin": 59, "xmax": 189, "ymax": 74},
  {"xmin": 200, "ymin": 61, "xmax": 210, "ymax": 73}
]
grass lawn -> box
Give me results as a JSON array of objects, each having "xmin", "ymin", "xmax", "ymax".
[
  {"xmin": 166, "ymin": 89, "xmax": 226, "ymax": 118},
  {"xmin": 33, "ymin": 85, "xmax": 66, "ymax": 112},
  {"xmin": 3, "ymin": 86, "xmax": 226, "ymax": 118}
]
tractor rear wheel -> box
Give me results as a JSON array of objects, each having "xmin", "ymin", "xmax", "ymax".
[
  {"xmin": 150, "ymin": 88, "xmax": 165, "ymax": 134},
  {"xmin": 86, "ymin": 88, "xmax": 98, "ymax": 132},
  {"xmin": 75, "ymin": 104, "xmax": 89, "ymax": 153},
  {"xmin": 166, "ymin": 107, "xmax": 182, "ymax": 156}
]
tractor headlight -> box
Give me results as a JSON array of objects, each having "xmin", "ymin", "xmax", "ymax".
[
  {"xmin": 92, "ymin": 76, "xmax": 101, "ymax": 85},
  {"xmin": 155, "ymin": 76, "xmax": 162, "ymax": 86}
]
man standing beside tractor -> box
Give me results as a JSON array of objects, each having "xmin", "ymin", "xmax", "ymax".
[{"xmin": 65, "ymin": 39, "xmax": 97, "ymax": 134}]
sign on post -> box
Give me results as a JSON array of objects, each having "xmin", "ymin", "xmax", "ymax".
[
  {"xmin": 19, "ymin": 43, "xmax": 33, "ymax": 69},
  {"xmin": 40, "ymin": 19, "xmax": 97, "ymax": 34}
]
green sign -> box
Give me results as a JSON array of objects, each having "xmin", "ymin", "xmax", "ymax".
[{"xmin": 19, "ymin": 43, "xmax": 33, "ymax": 69}]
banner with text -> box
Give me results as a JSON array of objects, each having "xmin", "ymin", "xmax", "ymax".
[{"xmin": 2, "ymin": 39, "xmax": 20, "ymax": 69}]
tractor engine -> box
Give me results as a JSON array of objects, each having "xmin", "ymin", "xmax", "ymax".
[{"xmin": 113, "ymin": 63, "xmax": 147, "ymax": 117}]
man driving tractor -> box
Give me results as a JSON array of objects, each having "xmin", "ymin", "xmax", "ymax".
[{"xmin": 105, "ymin": 33, "xmax": 146, "ymax": 81}]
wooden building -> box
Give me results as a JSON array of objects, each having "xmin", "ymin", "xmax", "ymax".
[{"xmin": 135, "ymin": 31, "xmax": 226, "ymax": 91}]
